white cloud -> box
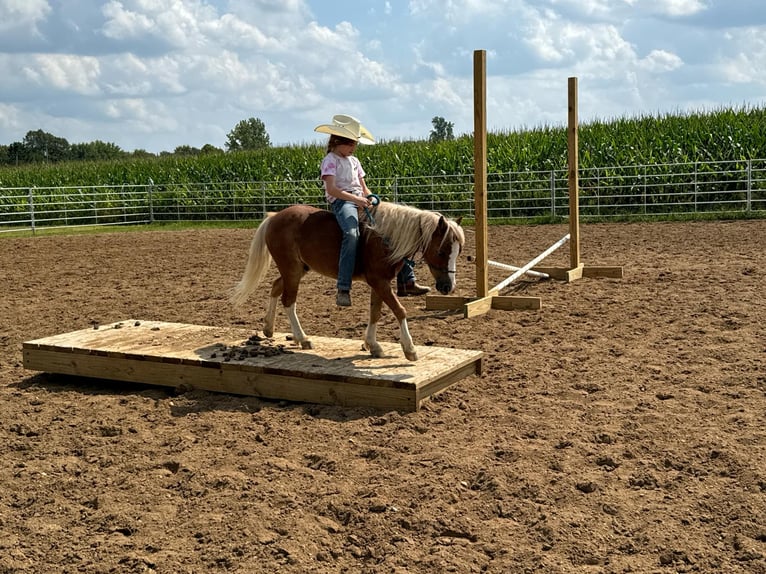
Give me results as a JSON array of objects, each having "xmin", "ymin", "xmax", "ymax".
[
  {"xmin": 624, "ymin": 0, "xmax": 708, "ymax": 17},
  {"xmin": 24, "ymin": 54, "xmax": 101, "ymax": 95},
  {"xmin": 100, "ymin": 0, "xmax": 222, "ymax": 50},
  {"xmin": 100, "ymin": 1, "xmax": 153, "ymax": 40},
  {"xmin": 524, "ymin": 17, "xmax": 637, "ymax": 70},
  {"xmin": 639, "ymin": 49, "xmax": 683, "ymax": 72},
  {"xmin": 714, "ymin": 28, "xmax": 766, "ymax": 84},
  {"xmin": 0, "ymin": 102, "xmax": 21, "ymax": 131},
  {"xmin": 0, "ymin": 0, "xmax": 51, "ymax": 32},
  {"xmin": 409, "ymin": 0, "xmax": 516, "ymax": 20}
]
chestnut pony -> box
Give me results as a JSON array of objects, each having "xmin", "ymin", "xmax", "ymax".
[{"xmin": 230, "ymin": 201, "xmax": 464, "ymax": 361}]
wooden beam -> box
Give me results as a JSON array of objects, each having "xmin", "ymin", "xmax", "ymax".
[
  {"xmin": 474, "ymin": 49, "xmax": 489, "ymax": 298},
  {"xmin": 490, "ymin": 296, "xmax": 542, "ymax": 311},
  {"xmin": 568, "ymin": 77, "xmax": 581, "ymax": 270},
  {"xmin": 582, "ymin": 265, "xmax": 624, "ymax": 279},
  {"xmin": 464, "ymin": 295, "xmax": 493, "ymax": 318},
  {"xmin": 533, "ymin": 264, "xmax": 584, "ymax": 282}
]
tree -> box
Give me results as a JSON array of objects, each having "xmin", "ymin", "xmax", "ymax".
[
  {"xmin": 23, "ymin": 129, "xmax": 70, "ymax": 162},
  {"xmin": 131, "ymin": 149, "xmax": 156, "ymax": 159},
  {"xmin": 6, "ymin": 142, "xmax": 27, "ymax": 164},
  {"xmin": 226, "ymin": 117, "xmax": 271, "ymax": 151},
  {"xmin": 429, "ymin": 116, "xmax": 455, "ymax": 142},
  {"xmin": 174, "ymin": 145, "xmax": 201, "ymax": 156},
  {"xmin": 69, "ymin": 140, "xmax": 125, "ymax": 161},
  {"xmin": 201, "ymin": 144, "xmax": 223, "ymax": 155}
]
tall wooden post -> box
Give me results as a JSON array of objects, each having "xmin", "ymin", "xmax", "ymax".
[
  {"xmin": 567, "ymin": 77, "xmax": 581, "ymax": 269},
  {"xmin": 427, "ymin": 72, "xmax": 622, "ymax": 315},
  {"xmin": 474, "ymin": 50, "xmax": 489, "ymax": 297}
]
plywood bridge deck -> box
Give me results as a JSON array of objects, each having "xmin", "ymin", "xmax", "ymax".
[{"xmin": 22, "ymin": 320, "xmax": 484, "ymax": 412}]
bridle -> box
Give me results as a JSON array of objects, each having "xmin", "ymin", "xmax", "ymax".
[
  {"xmin": 425, "ymin": 228, "xmax": 460, "ymax": 275},
  {"xmin": 427, "ymin": 262, "xmax": 457, "ymax": 275}
]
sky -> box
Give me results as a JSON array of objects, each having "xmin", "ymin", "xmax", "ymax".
[{"xmin": 1, "ymin": 0, "xmax": 765, "ymax": 154}]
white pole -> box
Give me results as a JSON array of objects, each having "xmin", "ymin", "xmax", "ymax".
[
  {"xmin": 488, "ymin": 260, "xmax": 549, "ymax": 279},
  {"xmin": 491, "ymin": 234, "xmax": 570, "ymax": 293}
]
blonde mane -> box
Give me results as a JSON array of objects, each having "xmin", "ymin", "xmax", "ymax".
[{"xmin": 365, "ymin": 202, "xmax": 464, "ymax": 264}]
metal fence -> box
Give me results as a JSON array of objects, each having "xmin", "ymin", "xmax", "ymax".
[{"xmin": 2, "ymin": 158, "xmax": 765, "ymax": 233}]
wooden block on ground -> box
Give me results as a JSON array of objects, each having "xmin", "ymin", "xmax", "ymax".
[{"xmin": 22, "ymin": 320, "xmax": 484, "ymax": 412}]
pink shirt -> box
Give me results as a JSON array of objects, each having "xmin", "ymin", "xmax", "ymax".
[{"xmin": 320, "ymin": 152, "xmax": 366, "ymax": 203}]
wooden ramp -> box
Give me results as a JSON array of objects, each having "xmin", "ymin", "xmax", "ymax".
[{"xmin": 22, "ymin": 320, "xmax": 484, "ymax": 412}]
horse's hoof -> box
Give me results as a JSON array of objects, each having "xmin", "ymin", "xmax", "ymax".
[
  {"xmin": 263, "ymin": 328, "xmax": 274, "ymax": 338},
  {"xmin": 405, "ymin": 350, "xmax": 418, "ymax": 361},
  {"xmin": 301, "ymin": 340, "xmax": 313, "ymax": 350},
  {"xmin": 364, "ymin": 342, "xmax": 384, "ymax": 358}
]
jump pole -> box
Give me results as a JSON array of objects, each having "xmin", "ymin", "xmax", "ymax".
[
  {"xmin": 487, "ymin": 260, "xmax": 548, "ymax": 279},
  {"xmin": 490, "ymin": 234, "xmax": 569, "ymax": 294}
]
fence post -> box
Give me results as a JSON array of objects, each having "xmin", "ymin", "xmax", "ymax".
[
  {"xmin": 261, "ymin": 182, "xmax": 266, "ymax": 218},
  {"xmin": 643, "ymin": 164, "xmax": 647, "ymax": 215},
  {"xmin": 596, "ymin": 168, "xmax": 601, "ymax": 216},
  {"xmin": 148, "ymin": 178, "xmax": 155, "ymax": 223},
  {"xmin": 550, "ymin": 170, "xmax": 556, "ymax": 217},
  {"xmin": 747, "ymin": 160, "xmax": 752, "ymax": 212},
  {"xmin": 28, "ymin": 188, "xmax": 36, "ymax": 234},
  {"xmin": 693, "ymin": 162, "xmax": 698, "ymax": 212},
  {"xmin": 508, "ymin": 170, "xmax": 513, "ymax": 219}
]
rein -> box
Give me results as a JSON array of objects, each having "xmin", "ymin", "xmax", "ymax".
[{"xmin": 363, "ymin": 194, "xmax": 380, "ymax": 225}]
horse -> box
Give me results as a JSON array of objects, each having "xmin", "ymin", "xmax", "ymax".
[{"xmin": 230, "ymin": 201, "xmax": 464, "ymax": 361}]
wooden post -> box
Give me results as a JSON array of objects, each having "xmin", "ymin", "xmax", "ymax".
[
  {"xmin": 474, "ymin": 50, "xmax": 489, "ymax": 297},
  {"xmin": 567, "ymin": 77, "xmax": 581, "ymax": 269},
  {"xmin": 425, "ymin": 69, "xmax": 621, "ymax": 315}
]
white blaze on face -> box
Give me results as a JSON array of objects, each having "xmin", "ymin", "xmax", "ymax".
[{"xmin": 448, "ymin": 239, "xmax": 460, "ymax": 293}]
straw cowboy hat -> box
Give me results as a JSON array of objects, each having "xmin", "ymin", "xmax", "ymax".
[{"xmin": 314, "ymin": 114, "xmax": 375, "ymax": 144}]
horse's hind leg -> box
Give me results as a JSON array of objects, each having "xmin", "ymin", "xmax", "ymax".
[
  {"xmin": 265, "ymin": 275, "xmax": 311, "ymax": 348},
  {"xmin": 263, "ymin": 278, "xmax": 282, "ymax": 338},
  {"xmin": 363, "ymin": 290, "xmax": 385, "ymax": 358}
]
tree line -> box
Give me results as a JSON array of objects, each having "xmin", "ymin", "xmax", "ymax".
[{"xmin": 0, "ymin": 116, "xmax": 453, "ymax": 167}]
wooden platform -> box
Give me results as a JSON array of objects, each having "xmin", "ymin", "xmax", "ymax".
[{"xmin": 22, "ymin": 320, "xmax": 484, "ymax": 412}]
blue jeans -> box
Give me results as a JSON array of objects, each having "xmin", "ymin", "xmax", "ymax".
[
  {"xmin": 397, "ymin": 259, "xmax": 416, "ymax": 285},
  {"xmin": 331, "ymin": 199, "xmax": 360, "ymax": 291}
]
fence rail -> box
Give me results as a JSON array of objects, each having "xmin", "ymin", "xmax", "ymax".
[{"xmin": 2, "ymin": 159, "xmax": 765, "ymax": 233}]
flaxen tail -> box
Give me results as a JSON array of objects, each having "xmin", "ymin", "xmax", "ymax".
[{"xmin": 230, "ymin": 217, "xmax": 273, "ymax": 307}]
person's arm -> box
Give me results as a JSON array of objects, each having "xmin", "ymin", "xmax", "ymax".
[
  {"xmin": 359, "ymin": 176, "xmax": 372, "ymax": 198},
  {"xmin": 323, "ymin": 175, "xmax": 370, "ymax": 209}
]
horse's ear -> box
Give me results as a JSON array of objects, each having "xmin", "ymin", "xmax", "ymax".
[{"xmin": 455, "ymin": 216, "xmax": 463, "ymax": 226}]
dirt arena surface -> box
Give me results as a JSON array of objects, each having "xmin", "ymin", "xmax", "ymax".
[{"xmin": 1, "ymin": 219, "xmax": 765, "ymax": 573}]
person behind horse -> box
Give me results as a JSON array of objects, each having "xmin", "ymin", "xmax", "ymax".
[
  {"xmin": 316, "ymin": 114, "xmax": 429, "ymax": 306},
  {"xmin": 397, "ymin": 259, "xmax": 430, "ymax": 297}
]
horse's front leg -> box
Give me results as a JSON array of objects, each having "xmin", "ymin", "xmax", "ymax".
[
  {"xmin": 285, "ymin": 303, "xmax": 311, "ymax": 349},
  {"xmin": 367, "ymin": 281, "xmax": 418, "ymax": 361}
]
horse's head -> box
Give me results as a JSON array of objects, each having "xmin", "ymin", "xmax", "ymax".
[{"xmin": 423, "ymin": 215, "xmax": 464, "ymax": 294}]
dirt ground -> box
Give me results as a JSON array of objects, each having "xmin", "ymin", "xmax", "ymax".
[{"xmin": 1, "ymin": 219, "xmax": 765, "ymax": 574}]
